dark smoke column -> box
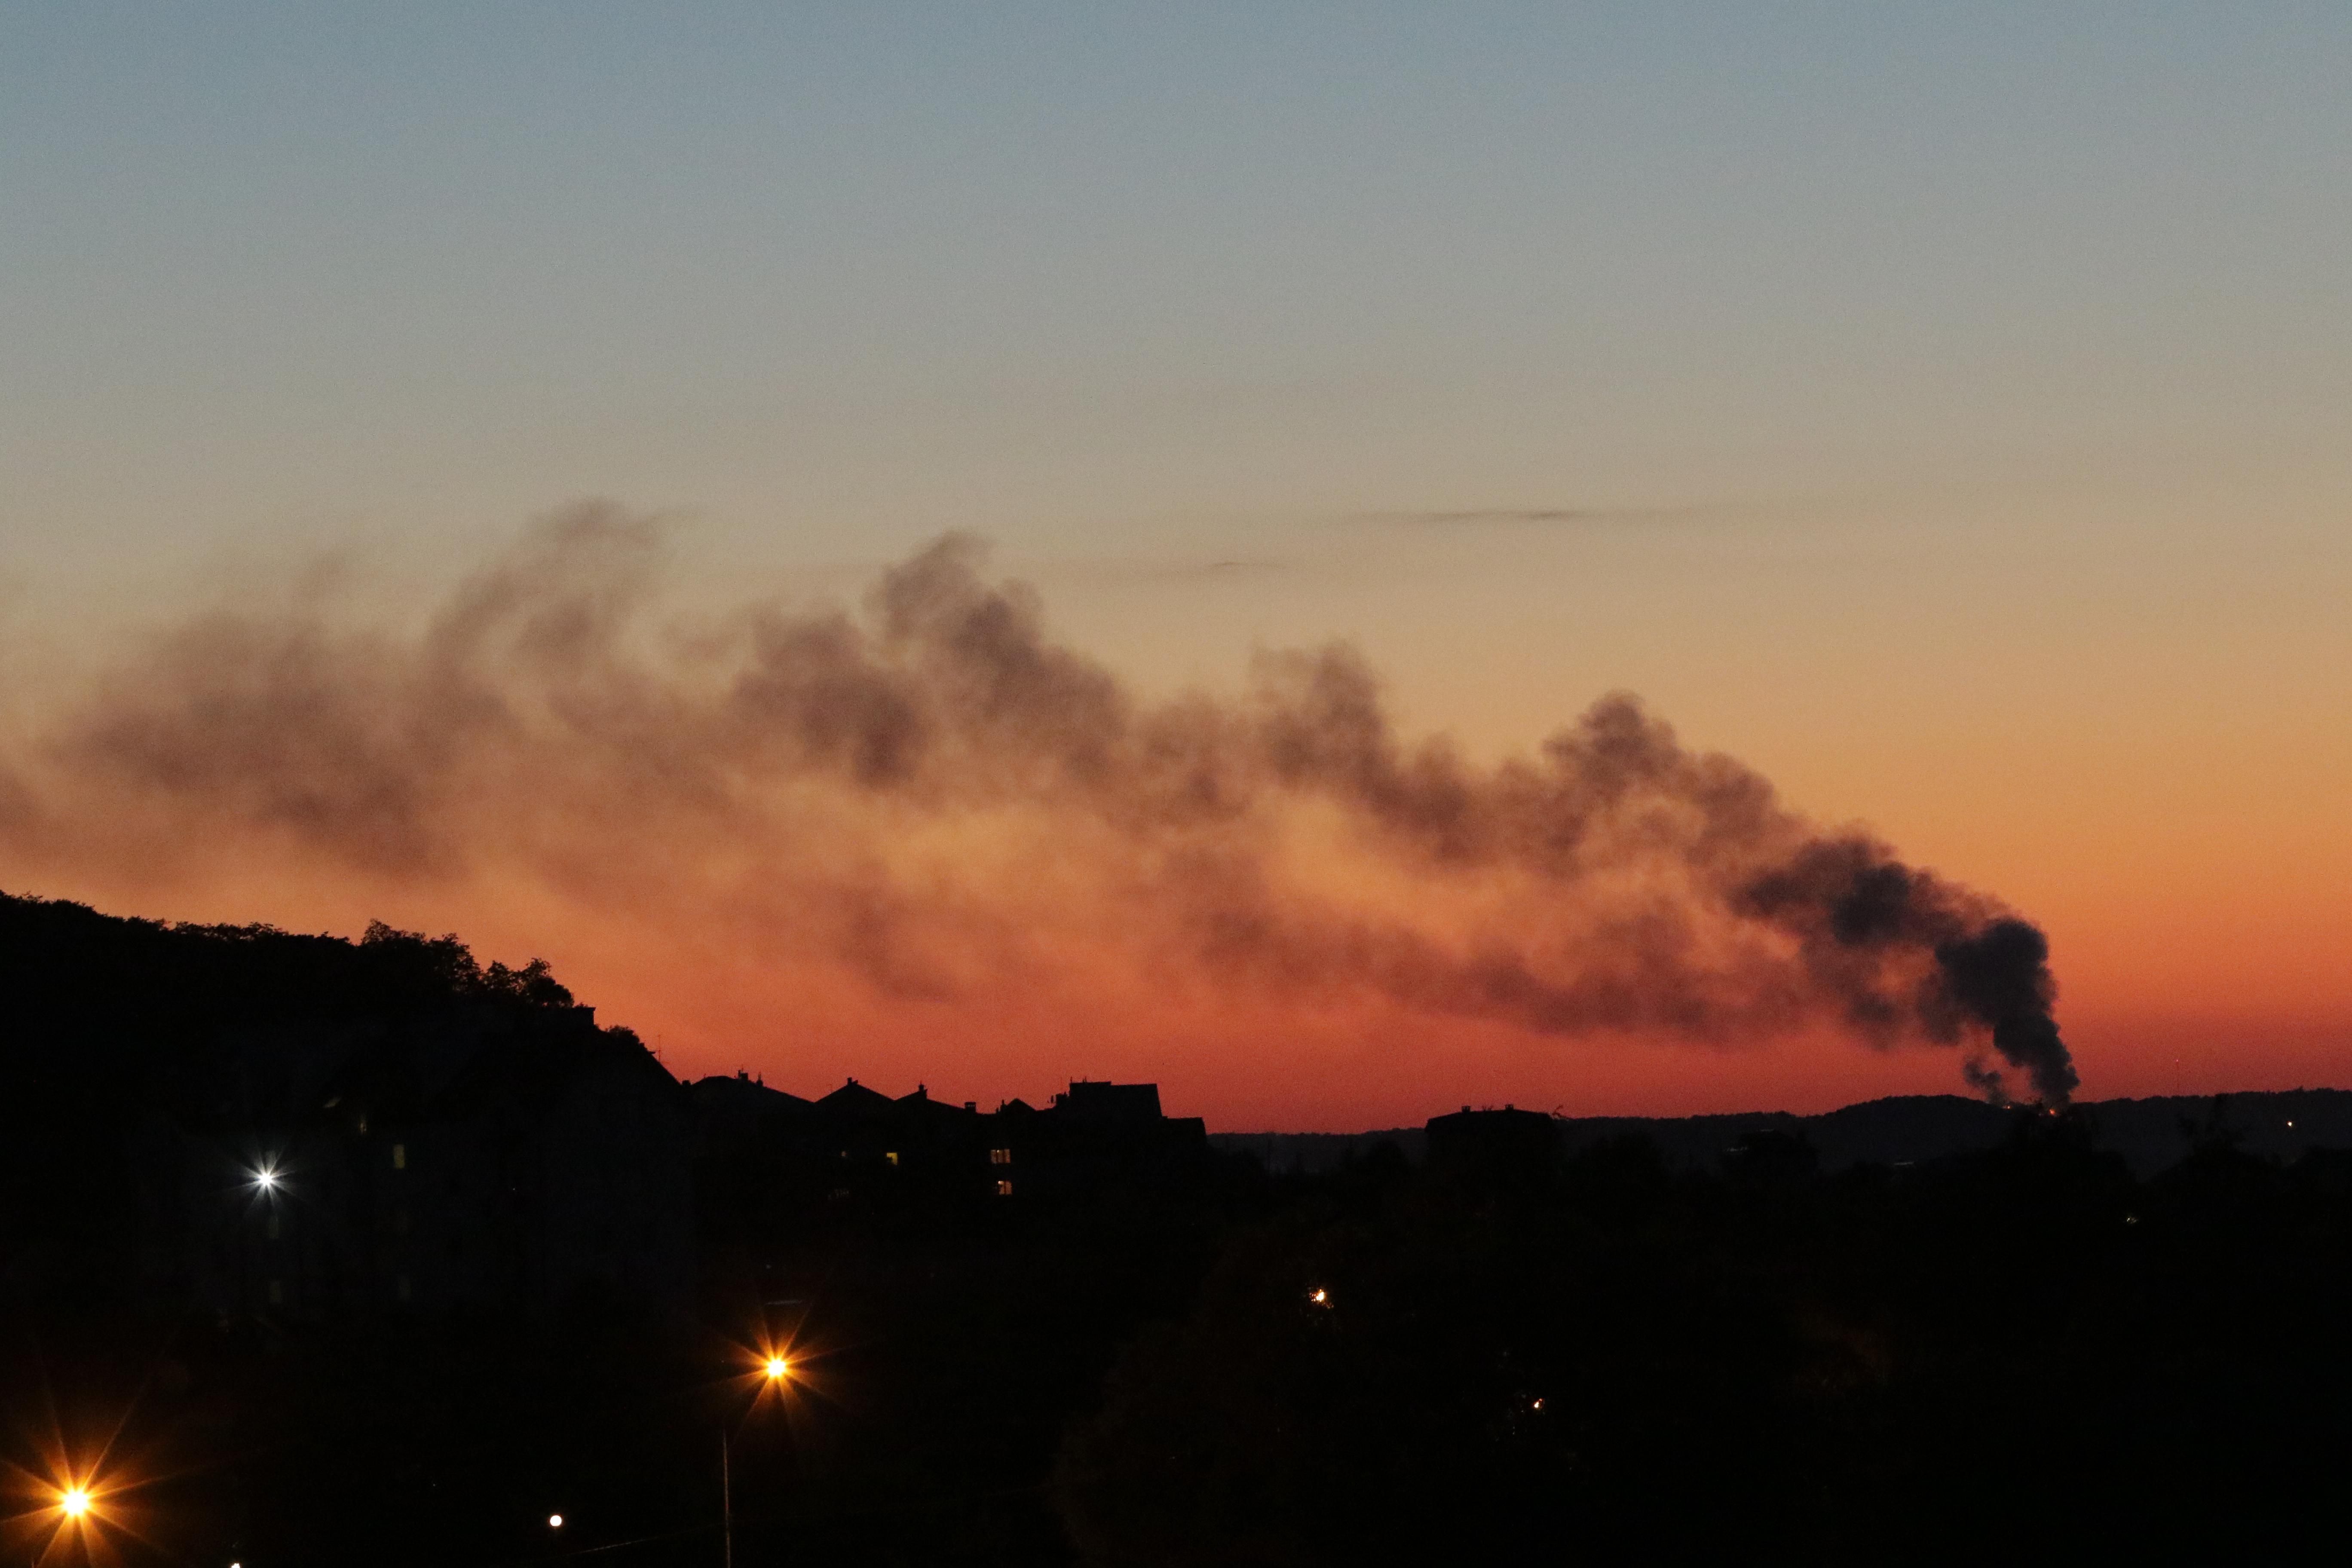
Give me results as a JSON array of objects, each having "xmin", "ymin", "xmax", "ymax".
[
  {"xmin": 1740, "ymin": 839, "xmax": 2077, "ymax": 1105},
  {"xmin": 1936, "ymin": 918, "xmax": 2076, "ymax": 1106}
]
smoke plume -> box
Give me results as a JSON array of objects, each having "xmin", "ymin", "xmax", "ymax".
[{"xmin": 0, "ymin": 507, "xmax": 2075, "ymax": 1103}]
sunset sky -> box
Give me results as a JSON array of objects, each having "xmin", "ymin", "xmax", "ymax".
[{"xmin": 3, "ymin": 5, "xmax": 2346, "ymax": 1128}]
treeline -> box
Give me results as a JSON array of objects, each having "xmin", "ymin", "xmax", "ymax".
[
  {"xmin": 0, "ymin": 891, "xmax": 586, "ymax": 1148},
  {"xmin": 0, "ymin": 892, "xmax": 578, "ymax": 1057}
]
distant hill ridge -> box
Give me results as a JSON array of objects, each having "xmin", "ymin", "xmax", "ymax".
[{"xmin": 1215, "ymin": 1088, "xmax": 2352, "ymax": 1179}]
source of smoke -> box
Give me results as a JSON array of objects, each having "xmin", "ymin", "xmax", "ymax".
[{"xmin": 0, "ymin": 507, "xmax": 2075, "ymax": 1103}]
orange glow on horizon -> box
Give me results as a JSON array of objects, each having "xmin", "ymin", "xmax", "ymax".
[{"xmin": 6, "ymin": 854, "xmax": 2346, "ymax": 1128}]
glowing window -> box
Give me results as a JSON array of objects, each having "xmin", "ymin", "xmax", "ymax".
[
  {"xmin": 995, "ymin": 1179, "xmax": 1014, "ymax": 1197},
  {"xmin": 989, "ymin": 1148, "xmax": 1013, "ymax": 1165},
  {"xmin": 885, "ymin": 1151, "xmax": 900, "ymax": 1166},
  {"xmin": 391, "ymin": 1143, "xmax": 407, "ymax": 1170}
]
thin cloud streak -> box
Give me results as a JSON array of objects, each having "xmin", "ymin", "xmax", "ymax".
[{"xmin": 1352, "ymin": 504, "xmax": 1712, "ymax": 528}]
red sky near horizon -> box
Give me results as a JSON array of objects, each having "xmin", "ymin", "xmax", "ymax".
[{"xmin": 3, "ymin": 860, "xmax": 2343, "ymax": 1133}]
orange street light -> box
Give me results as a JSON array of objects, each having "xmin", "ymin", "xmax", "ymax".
[
  {"xmin": 58, "ymin": 1486, "xmax": 91, "ymax": 1519},
  {"xmin": 765, "ymin": 1356, "xmax": 789, "ymax": 1381}
]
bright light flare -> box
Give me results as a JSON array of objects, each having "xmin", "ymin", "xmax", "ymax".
[
  {"xmin": 58, "ymin": 1487, "xmax": 90, "ymax": 1518},
  {"xmin": 252, "ymin": 1167, "xmax": 279, "ymax": 1191},
  {"xmin": 765, "ymin": 1356, "xmax": 789, "ymax": 1380},
  {"xmin": 548, "ymin": 1513, "xmax": 564, "ymax": 1529}
]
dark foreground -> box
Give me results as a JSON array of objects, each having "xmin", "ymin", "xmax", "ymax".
[
  {"xmin": 2, "ymin": 893, "xmax": 2346, "ymax": 1564},
  {"xmin": 6, "ymin": 1118, "xmax": 2350, "ymax": 1565}
]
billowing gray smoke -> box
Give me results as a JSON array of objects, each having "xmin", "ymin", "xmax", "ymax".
[
  {"xmin": 0, "ymin": 507, "xmax": 2075, "ymax": 1102},
  {"xmin": 1735, "ymin": 843, "xmax": 2074, "ymax": 1104}
]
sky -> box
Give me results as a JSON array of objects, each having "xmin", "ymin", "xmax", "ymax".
[{"xmin": 2, "ymin": 3, "xmax": 2347, "ymax": 1128}]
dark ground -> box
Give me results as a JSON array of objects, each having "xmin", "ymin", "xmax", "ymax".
[
  {"xmin": 8, "ymin": 1114, "xmax": 2352, "ymax": 1566},
  {"xmin": 3, "ymin": 892, "xmax": 2346, "ymax": 1564}
]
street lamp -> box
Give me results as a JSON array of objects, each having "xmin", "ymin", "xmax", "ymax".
[
  {"xmin": 724, "ymin": 1351, "xmax": 793, "ymax": 1568},
  {"xmin": 58, "ymin": 1487, "xmax": 90, "ymax": 1519}
]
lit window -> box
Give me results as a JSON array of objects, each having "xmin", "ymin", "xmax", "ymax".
[
  {"xmin": 391, "ymin": 1143, "xmax": 407, "ymax": 1170},
  {"xmin": 885, "ymin": 1151, "xmax": 900, "ymax": 1166},
  {"xmin": 989, "ymin": 1148, "xmax": 1013, "ymax": 1165},
  {"xmin": 995, "ymin": 1179, "xmax": 1014, "ymax": 1197}
]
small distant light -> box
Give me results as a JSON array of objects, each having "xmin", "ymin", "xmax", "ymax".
[
  {"xmin": 60, "ymin": 1488, "xmax": 90, "ymax": 1518},
  {"xmin": 2286, "ymin": 1120, "xmax": 2294, "ymax": 1128},
  {"xmin": 766, "ymin": 1356, "xmax": 789, "ymax": 1379},
  {"xmin": 1308, "ymin": 1288, "xmax": 1330, "ymax": 1307},
  {"xmin": 1531, "ymin": 1397, "xmax": 1545, "ymax": 1411},
  {"xmin": 548, "ymin": 1513, "xmax": 564, "ymax": 1529}
]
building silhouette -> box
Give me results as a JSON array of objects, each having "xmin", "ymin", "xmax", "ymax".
[
  {"xmin": 1424, "ymin": 1104, "xmax": 1560, "ymax": 1188},
  {"xmin": 686, "ymin": 1072, "xmax": 1208, "ymax": 1221}
]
